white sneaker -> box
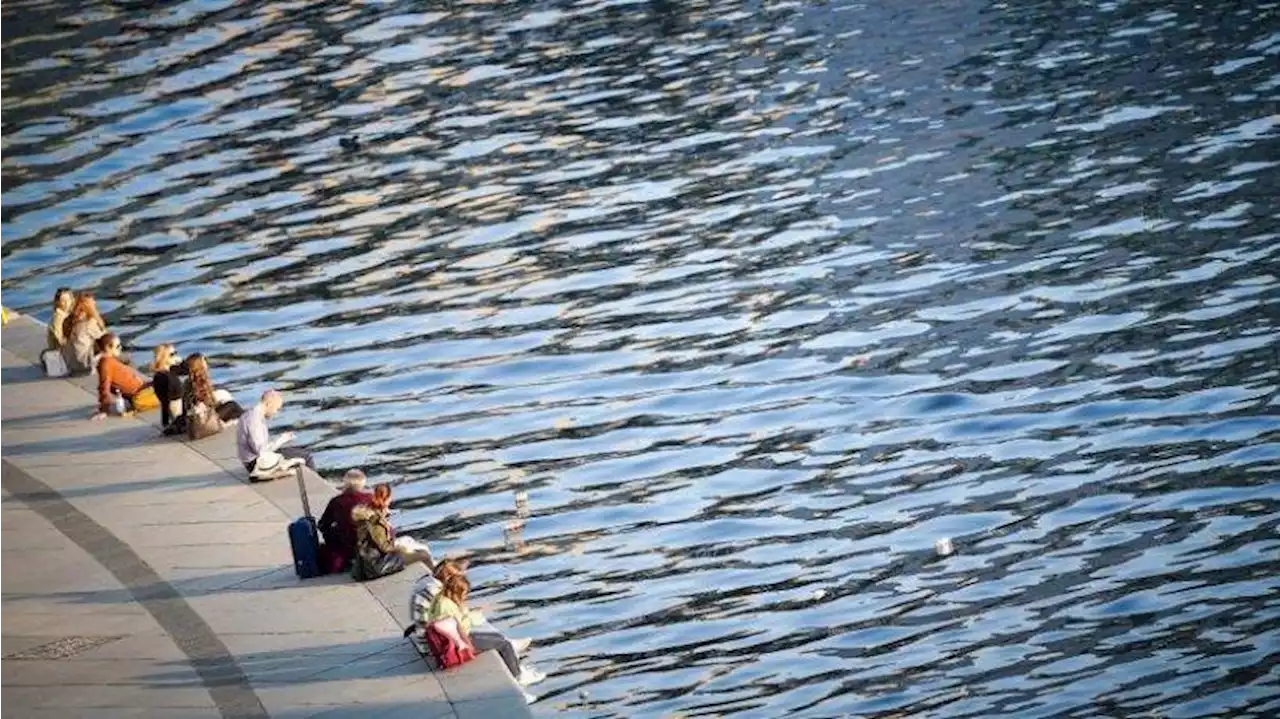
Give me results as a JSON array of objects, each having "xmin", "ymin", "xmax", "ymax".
[
  {"xmin": 511, "ymin": 637, "xmax": 532, "ymax": 656},
  {"xmin": 523, "ymin": 691, "xmax": 537, "ymax": 704},
  {"xmin": 517, "ymin": 665, "xmax": 547, "ymax": 687}
]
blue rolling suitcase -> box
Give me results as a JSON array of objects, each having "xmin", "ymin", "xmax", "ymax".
[{"xmin": 288, "ymin": 465, "xmax": 322, "ymax": 579}]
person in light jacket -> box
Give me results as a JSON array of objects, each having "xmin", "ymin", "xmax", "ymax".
[
  {"xmin": 235, "ymin": 389, "xmax": 314, "ymax": 474},
  {"xmin": 47, "ymin": 287, "xmax": 73, "ymax": 350},
  {"xmin": 62, "ymin": 292, "xmax": 107, "ymax": 375}
]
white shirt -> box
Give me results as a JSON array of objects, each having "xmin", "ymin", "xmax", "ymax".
[{"xmin": 237, "ymin": 402, "xmax": 270, "ymax": 465}]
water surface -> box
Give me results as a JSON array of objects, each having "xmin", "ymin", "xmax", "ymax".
[{"xmin": 3, "ymin": 0, "xmax": 1279, "ymax": 716}]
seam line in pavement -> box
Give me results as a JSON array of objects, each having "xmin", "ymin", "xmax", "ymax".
[{"xmin": 2, "ymin": 458, "xmax": 269, "ymax": 719}]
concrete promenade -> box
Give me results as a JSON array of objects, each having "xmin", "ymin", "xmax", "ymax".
[{"xmin": 1, "ymin": 314, "xmax": 532, "ymax": 718}]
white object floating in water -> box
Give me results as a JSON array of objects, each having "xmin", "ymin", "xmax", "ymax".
[
  {"xmin": 811, "ymin": 589, "xmax": 827, "ymax": 600},
  {"xmin": 935, "ymin": 538, "xmax": 954, "ymax": 556}
]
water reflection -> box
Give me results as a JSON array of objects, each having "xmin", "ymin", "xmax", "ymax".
[{"xmin": 3, "ymin": 0, "xmax": 1278, "ymax": 716}]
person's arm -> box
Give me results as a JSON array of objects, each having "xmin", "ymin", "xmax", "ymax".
[
  {"xmin": 50, "ymin": 315, "xmax": 66, "ymax": 346},
  {"xmin": 370, "ymin": 518, "xmax": 396, "ymax": 555},
  {"xmin": 266, "ymin": 428, "xmax": 293, "ymax": 452},
  {"xmin": 318, "ymin": 497, "xmax": 337, "ymax": 532},
  {"xmin": 456, "ymin": 601, "xmax": 473, "ymax": 636},
  {"xmin": 247, "ymin": 412, "xmax": 270, "ymax": 456},
  {"xmin": 429, "ymin": 597, "xmax": 471, "ymax": 637}
]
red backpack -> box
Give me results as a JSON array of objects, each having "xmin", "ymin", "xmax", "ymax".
[{"xmin": 425, "ymin": 618, "xmax": 476, "ymax": 669}]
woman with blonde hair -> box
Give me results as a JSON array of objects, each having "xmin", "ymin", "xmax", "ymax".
[
  {"xmin": 61, "ymin": 292, "xmax": 107, "ymax": 375},
  {"xmin": 152, "ymin": 344, "xmax": 187, "ymax": 431}
]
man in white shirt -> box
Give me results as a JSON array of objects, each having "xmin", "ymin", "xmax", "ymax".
[{"xmin": 237, "ymin": 389, "xmax": 315, "ymax": 473}]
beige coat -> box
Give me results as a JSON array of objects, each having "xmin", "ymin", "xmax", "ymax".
[
  {"xmin": 63, "ymin": 319, "xmax": 105, "ymax": 374},
  {"xmin": 47, "ymin": 307, "xmax": 70, "ymax": 349}
]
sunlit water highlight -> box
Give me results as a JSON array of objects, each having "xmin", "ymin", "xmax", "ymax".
[{"xmin": 3, "ymin": 0, "xmax": 1278, "ymax": 716}]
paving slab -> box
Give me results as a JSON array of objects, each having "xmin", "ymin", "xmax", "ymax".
[{"xmin": 2, "ymin": 314, "xmax": 533, "ymax": 719}]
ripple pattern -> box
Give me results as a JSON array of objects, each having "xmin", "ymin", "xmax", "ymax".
[{"xmin": 3, "ymin": 0, "xmax": 1279, "ymax": 717}]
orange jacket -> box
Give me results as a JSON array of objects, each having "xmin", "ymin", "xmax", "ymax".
[{"xmin": 97, "ymin": 356, "xmax": 147, "ymax": 412}]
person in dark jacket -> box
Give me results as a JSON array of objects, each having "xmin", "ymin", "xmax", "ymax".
[
  {"xmin": 351, "ymin": 483, "xmax": 434, "ymax": 580},
  {"xmin": 152, "ymin": 343, "xmax": 188, "ymax": 432},
  {"xmin": 318, "ymin": 469, "xmax": 373, "ymax": 569}
]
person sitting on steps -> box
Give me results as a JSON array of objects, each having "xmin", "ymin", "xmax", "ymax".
[
  {"xmin": 351, "ymin": 483, "xmax": 434, "ymax": 581},
  {"xmin": 47, "ymin": 287, "xmax": 73, "ymax": 350},
  {"xmin": 91, "ymin": 334, "xmax": 158, "ymax": 420},
  {"xmin": 318, "ymin": 469, "xmax": 372, "ymax": 571},
  {"xmin": 427, "ymin": 571, "xmax": 546, "ymax": 690},
  {"xmin": 411, "ymin": 558, "xmax": 532, "ymax": 657},
  {"xmin": 183, "ymin": 353, "xmax": 244, "ymax": 423},
  {"xmin": 236, "ymin": 389, "xmax": 314, "ymax": 477},
  {"xmin": 152, "ymin": 344, "xmax": 187, "ymax": 433},
  {"xmin": 62, "ymin": 291, "xmax": 107, "ymax": 376}
]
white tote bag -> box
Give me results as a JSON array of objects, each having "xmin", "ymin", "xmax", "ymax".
[{"xmin": 41, "ymin": 349, "xmax": 68, "ymax": 378}]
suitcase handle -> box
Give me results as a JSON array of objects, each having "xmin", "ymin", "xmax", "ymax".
[{"xmin": 296, "ymin": 465, "xmax": 312, "ymax": 519}]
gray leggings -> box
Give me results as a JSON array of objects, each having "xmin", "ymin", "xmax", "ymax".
[{"xmin": 470, "ymin": 628, "xmax": 520, "ymax": 677}]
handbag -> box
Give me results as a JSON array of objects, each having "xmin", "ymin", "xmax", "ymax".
[
  {"xmin": 41, "ymin": 349, "xmax": 69, "ymax": 378},
  {"xmin": 131, "ymin": 386, "xmax": 160, "ymax": 412},
  {"xmin": 187, "ymin": 402, "xmax": 223, "ymax": 440},
  {"xmin": 424, "ymin": 618, "xmax": 476, "ymax": 669}
]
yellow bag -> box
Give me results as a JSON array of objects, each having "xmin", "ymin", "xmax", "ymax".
[{"xmin": 131, "ymin": 386, "xmax": 160, "ymax": 412}]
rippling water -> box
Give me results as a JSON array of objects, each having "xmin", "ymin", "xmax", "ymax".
[{"xmin": 4, "ymin": 0, "xmax": 1280, "ymax": 715}]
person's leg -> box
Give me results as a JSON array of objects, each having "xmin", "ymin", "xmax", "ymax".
[
  {"xmin": 216, "ymin": 401, "xmax": 244, "ymax": 422},
  {"xmin": 157, "ymin": 383, "xmax": 172, "ymax": 427},
  {"xmin": 405, "ymin": 548, "xmax": 434, "ymax": 569},
  {"xmin": 393, "ymin": 539, "xmax": 435, "ymax": 571},
  {"xmin": 470, "ymin": 629, "xmax": 521, "ymax": 678},
  {"xmin": 278, "ymin": 446, "xmax": 316, "ymax": 470}
]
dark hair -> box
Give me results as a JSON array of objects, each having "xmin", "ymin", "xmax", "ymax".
[
  {"xmin": 53, "ymin": 287, "xmax": 72, "ymax": 304},
  {"xmin": 95, "ymin": 332, "xmax": 118, "ymax": 354}
]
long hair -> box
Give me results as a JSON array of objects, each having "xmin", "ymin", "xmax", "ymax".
[
  {"xmin": 371, "ymin": 483, "xmax": 392, "ymax": 511},
  {"xmin": 186, "ymin": 353, "xmax": 216, "ymax": 407},
  {"xmin": 95, "ymin": 332, "xmax": 118, "ymax": 355},
  {"xmin": 440, "ymin": 573, "xmax": 470, "ymax": 606},
  {"xmin": 63, "ymin": 292, "xmax": 102, "ymax": 339},
  {"xmin": 434, "ymin": 558, "xmax": 465, "ymax": 584}
]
